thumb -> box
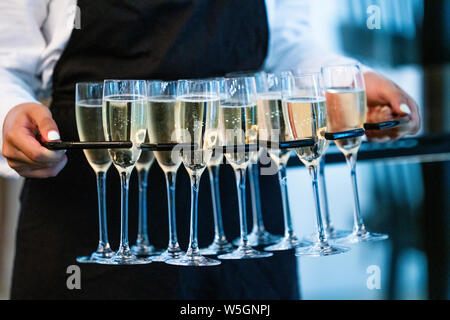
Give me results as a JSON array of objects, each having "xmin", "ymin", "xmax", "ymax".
[
  {"xmin": 387, "ymin": 92, "xmax": 411, "ymax": 117},
  {"xmin": 29, "ymin": 106, "xmax": 61, "ymax": 142}
]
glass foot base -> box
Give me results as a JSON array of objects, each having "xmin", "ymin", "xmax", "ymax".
[
  {"xmin": 166, "ymin": 253, "xmax": 221, "ymax": 267},
  {"xmin": 76, "ymin": 249, "xmax": 114, "ymax": 264},
  {"xmin": 199, "ymin": 239, "xmax": 234, "ymax": 256},
  {"xmin": 131, "ymin": 244, "xmax": 163, "ymax": 257},
  {"xmin": 295, "ymin": 242, "xmax": 350, "ymax": 257},
  {"xmin": 152, "ymin": 247, "xmax": 184, "ymax": 262},
  {"xmin": 264, "ymin": 235, "xmax": 312, "ymax": 252},
  {"xmin": 218, "ymin": 245, "xmax": 273, "ymax": 260},
  {"xmin": 233, "ymin": 229, "xmax": 282, "ymax": 247},
  {"xmin": 305, "ymin": 229, "xmax": 352, "ymax": 242},
  {"xmin": 97, "ymin": 251, "xmax": 152, "ymax": 265},
  {"xmin": 335, "ymin": 230, "xmax": 389, "ymax": 244}
]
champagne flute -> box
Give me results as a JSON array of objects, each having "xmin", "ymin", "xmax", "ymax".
[
  {"xmin": 294, "ymin": 69, "xmax": 352, "ymax": 242},
  {"xmin": 146, "ymin": 80, "xmax": 184, "ymax": 262},
  {"xmin": 75, "ymin": 82, "xmax": 114, "ymax": 263},
  {"xmin": 322, "ymin": 64, "xmax": 389, "ymax": 244},
  {"xmin": 166, "ymin": 79, "xmax": 221, "ymax": 266},
  {"xmin": 131, "ymin": 135, "xmax": 162, "ymax": 256},
  {"xmin": 281, "ymin": 73, "xmax": 349, "ymax": 257},
  {"xmin": 101, "ymin": 79, "xmax": 150, "ymax": 265},
  {"xmin": 258, "ymin": 73, "xmax": 311, "ymax": 252},
  {"xmin": 217, "ymin": 77, "xmax": 273, "ymax": 260},
  {"xmin": 227, "ymin": 71, "xmax": 280, "ymax": 247}
]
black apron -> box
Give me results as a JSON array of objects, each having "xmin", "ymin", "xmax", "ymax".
[{"xmin": 11, "ymin": 0, "xmax": 299, "ymax": 299}]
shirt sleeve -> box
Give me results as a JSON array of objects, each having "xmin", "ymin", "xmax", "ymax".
[
  {"xmin": 0, "ymin": 1, "xmax": 52, "ymax": 179},
  {"xmin": 264, "ymin": 0, "xmax": 373, "ymax": 74},
  {"xmin": 0, "ymin": 0, "xmax": 49, "ymax": 140},
  {"xmin": 0, "ymin": 0, "xmax": 75, "ymax": 178}
]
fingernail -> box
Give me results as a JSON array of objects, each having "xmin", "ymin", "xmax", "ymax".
[
  {"xmin": 47, "ymin": 130, "xmax": 60, "ymax": 141},
  {"xmin": 400, "ymin": 104, "xmax": 411, "ymax": 115}
]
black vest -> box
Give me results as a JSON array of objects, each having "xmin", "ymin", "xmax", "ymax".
[{"xmin": 12, "ymin": 0, "xmax": 299, "ymax": 299}]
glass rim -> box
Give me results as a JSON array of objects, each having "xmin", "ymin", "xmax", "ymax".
[
  {"xmin": 267, "ymin": 70, "xmax": 293, "ymax": 77},
  {"xmin": 103, "ymin": 79, "xmax": 147, "ymax": 83},
  {"xmin": 320, "ymin": 63, "xmax": 365, "ymax": 90},
  {"xmin": 281, "ymin": 72, "xmax": 325, "ymax": 100},
  {"xmin": 147, "ymin": 80, "xmax": 177, "ymax": 98},
  {"xmin": 289, "ymin": 72, "xmax": 322, "ymax": 79},
  {"xmin": 177, "ymin": 79, "xmax": 221, "ymax": 98},
  {"xmin": 75, "ymin": 81, "xmax": 103, "ymax": 86},
  {"xmin": 147, "ymin": 79, "xmax": 177, "ymax": 83},
  {"xmin": 321, "ymin": 63, "xmax": 362, "ymax": 71},
  {"xmin": 225, "ymin": 70, "xmax": 265, "ymax": 77},
  {"xmin": 223, "ymin": 75, "xmax": 257, "ymax": 82},
  {"xmin": 75, "ymin": 82, "xmax": 104, "ymax": 102},
  {"xmin": 177, "ymin": 78, "xmax": 221, "ymax": 84}
]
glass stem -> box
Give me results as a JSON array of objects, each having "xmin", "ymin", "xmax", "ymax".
[
  {"xmin": 165, "ymin": 171, "xmax": 179, "ymax": 250},
  {"xmin": 345, "ymin": 152, "xmax": 366, "ymax": 233},
  {"xmin": 119, "ymin": 170, "xmax": 131, "ymax": 252},
  {"xmin": 208, "ymin": 165, "xmax": 226, "ymax": 242},
  {"xmin": 308, "ymin": 165, "xmax": 327, "ymax": 244},
  {"xmin": 318, "ymin": 157, "xmax": 333, "ymax": 232},
  {"xmin": 95, "ymin": 171, "xmax": 110, "ymax": 252},
  {"xmin": 248, "ymin": 163, "xmax": 265, "ymax": 232},
  {"xmin": 235, "ymin": 168, "xmax": 249, "ymax": 247},
  {"xmin": 278, "ymin": 164, "xmax": 294, "ymax": 238},
  {"xmin": 136, "ymin": 168, "xmax": 150, "ymax": 246},
  {"xmin": 187, "ymin": 172, "xmax": 201, "ymax": 256}
]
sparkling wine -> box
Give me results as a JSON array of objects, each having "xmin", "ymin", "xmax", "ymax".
[
  {"xmin": 178, "ymin": 95, "xmax": 219, "ymax": 175},
  {"xmin": 257, "ymin": 94, "xmax": 292, "ymax": 166},
  {"xmin": 76, "ymin": 101, "xmax": 112, "ymax": 172},
  {"xmin": 283, "ymin": 97, "xmax": 328, "ymax": 166},
  {"xmin": 147, "ymin": 97, "xmax": 182, "ymax": 173},
  {"xmin": 102, "ymin": 95, "xmax": 147, "ymax": 170},
  {"xmin": 219, "ymin": 103, "xmax": 258, "ymax": 170},
  {"xmin": 326, "ymin": 88, "xmax": 367, "ymax": 155}
]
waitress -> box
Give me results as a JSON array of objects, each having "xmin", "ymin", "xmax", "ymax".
[{"xmin": 0, "ymin": 0, "xmax": 419, "ymax": 299}]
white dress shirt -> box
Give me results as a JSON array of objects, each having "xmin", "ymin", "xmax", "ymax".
[{"xmin": 0, "ymin": 0, "xmax": 364, "ymax": 177}]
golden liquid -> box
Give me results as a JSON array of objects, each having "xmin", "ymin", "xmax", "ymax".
[
  {"xmin": 102, "ymin": 96, "xmax": 147, "ymax": 171},
  {"xmin": 326, "ymin": 88, "xmax": 367, "ymax": 155},
  {"xmin": 75, "ymin": 102, "xmax": 112, "ymax": 172},
  {"xmin": 257, "ymin": 94, "xmax": 292, "ymax": 167},
  {"xmin": 283, "ymin": 97, "xmax": 329, "ymax": 166},
  {"xmin": 178, "ymin": 96, "xmax": 219, "ymax": 176},
  {"xmin": 147, "ymin": 97, "xmax": 182, "ymax": 173},
  {"xmin": 219, "ymin": 103, "xmax": 258, "ymax": 170}
]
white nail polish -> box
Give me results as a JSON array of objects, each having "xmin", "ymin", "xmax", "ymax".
[
  {"xmin": 47, "ymin": 130, "xmax": 60, "ymax": 141},
  {"xmin": 400, "ymin": 104, "xmax": 411, "ymax": 115}
]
